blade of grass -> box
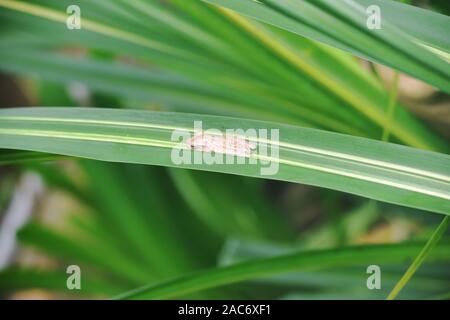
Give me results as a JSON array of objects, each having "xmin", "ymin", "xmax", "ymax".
[
  {"xmin": 386, "ymin": 216, "xmax": 450, "ymax": 300},
  {"xmin": 0, "ymin": 107, "xmax": 449, "ymax": 215},
  {"xmin": 357, "ymin": 0, "xmax": 450, "ymax": 52},
  {"xmin": 0, "ymin": 50, "xmax": 328, "ymax": 131},
  {"xmin": 113, "ymin": 241, "xmax": 450, "ymax": 299},
  {"xmin": 204, "ymin": 0, "xmax": 450, "ymax": 93},
  {"xmin": 0, "ymin": 0, "xmax": 191, "ymax": 58},
  {"xmin": 217, "ymin": 238, "xmax": 449, "ymax": 298}
]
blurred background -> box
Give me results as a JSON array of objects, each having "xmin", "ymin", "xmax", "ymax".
[{"xmin": 0, "ymin": 0, "xmax": 449, "ymax": 299}]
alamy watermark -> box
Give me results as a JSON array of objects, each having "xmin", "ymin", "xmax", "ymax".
[
  {"xmin": 366, "ymin": 5, "xmax": 381, "ymax": 30},
  {"xmin": 66, "ymin": 5, "xmax": 81, "ymax": 30},
  {"xmin": 366, "ymin": 264, "xmax": 381, "ymax": 289},
  {"xmin": 170, "ymin": 121, "xmax": 280, "ymax": 176},
  {"xmin": 66, "ymin": 265, "xmax": 81, "ymax": 290}
]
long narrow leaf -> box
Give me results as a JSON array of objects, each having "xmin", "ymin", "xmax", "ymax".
[
  {"xmin": 0, "ymin": 107, "xmax": 449, "ymax": 215},
  {"xmin": 203, "ymin": 0, "xmax": 450, "ymax": 93},
  {"xmin": 114, "ymin": 241, "xmax": 450, "ymax": 299}
]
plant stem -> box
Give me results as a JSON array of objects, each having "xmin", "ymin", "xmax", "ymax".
[
  {"xmin": 382, "ymin": 72, "xmax": 400, "ymax": 142},
  {"xmin": 382, "ymin": 69, "xmax": 449, "ymax": 300},
  {"xmin": 386, "ymin": 216, "xmax": 450, "ymax": 300}
]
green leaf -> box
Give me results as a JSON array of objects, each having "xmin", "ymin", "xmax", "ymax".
[
  {"xmin": 0, "ymin": 0, "xmax": 448, "ymax": 150},
  {"xmin": 0, "ymin": 107, "xmax": 449, "ymax": 215},
  {"xmin": 203, "ymin": 0, "xmax": 450, "ymax": 93},
  {"xmin": 217, "ymin": 238, "xmax": 450, "ymax": 299},
  {"xmin": 387, "ymin": 216, "xmax": 450, "ymax": 300},
  {"xmin": 357, "ymin": 0, "xmax": 450, "ymax": 52},
  {"xmin": 113, "ymin": 241, "xmax": 450, "ymax": 299}
]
